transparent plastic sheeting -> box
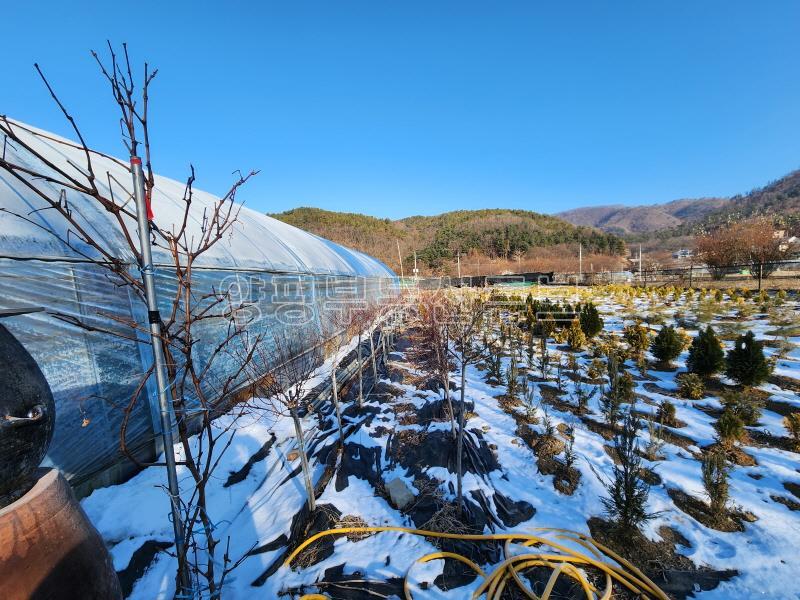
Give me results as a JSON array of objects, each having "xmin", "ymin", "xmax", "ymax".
[
  {"xmin": 0, "ymin": 120, "xmax": 397, "ymax": 491},
  {"xmin": 0, "ymin": 259, "xmax": 398, "ymax": 491},
  {"xmin": 0, "ymin": 120, "xmax": 394, "ymax": 277}
]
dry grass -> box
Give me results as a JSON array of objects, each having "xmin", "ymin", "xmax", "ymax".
[
  {"xmin": 336, "ymin": 514, "xmax": 374, "ymax": 541},
  {"xmin": 420, "ymin": 501, "xmax": 476, "ymax": 538}
]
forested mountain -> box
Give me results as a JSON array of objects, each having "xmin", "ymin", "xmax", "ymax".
[{"xmin": 271, "ymin": 207, "xmax": 625, "ymax": 274}]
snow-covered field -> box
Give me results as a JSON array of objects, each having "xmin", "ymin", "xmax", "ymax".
[{"xmin": 81, "ymin": 286, "xmax": 800, "ymax": 599}]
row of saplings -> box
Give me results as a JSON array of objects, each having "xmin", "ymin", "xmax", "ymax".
[
  {"xmin": 624, "ymin": 321, "xmax": 797, "ymax": 530},
  {"xmin": 650, "ymin": 322, "xmax": 800, "ymax": 454},
  {"xmin": 489, "ymin": 300, "xmax": 799, "ymax": 539}
]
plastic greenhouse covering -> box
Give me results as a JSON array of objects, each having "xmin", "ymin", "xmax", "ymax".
[{"xmin": 0, "ymin": 120, "xmax": 397, "ymax": 493}]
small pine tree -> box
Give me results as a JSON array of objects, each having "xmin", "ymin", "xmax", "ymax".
[
  {"xmin": 716, "ymin": 408, "xmax": 745, "ymax": 448},
  {"xmin": 600, "ymin": 355, "xmax": 634, "ymax": 426},
  {"xmin": 677, "ymin": 372, "xmax": 705, "ymax": 400},
  {"xmin": 541, "ymin": 404, "xmax": 555, "ymax": 437},
  {"xmin": 486, "ymin": 346, "xmax": 503, "ymax": 385},
  {"xmin": 537, "ymin": 335, "xmax": 550, "ymax": 379},
  {"xmin": 536, "ymin": 312, "xmax": 556, "ymax": 338},
  {"xmin": 554, "ymin": 352, "xmax": 566, "ymax": 391},
  {"xmin": 506, "ymin": 354, "xmax": 520, "ymax": 399},
  {"xmin": 579, "ymin": 302, "xmax": 604, "ymax": 338},
  {"xmin": 587, "ymin": 357, "xmax": 605, "ymax": 380},
  {"xmin": 644, "ymin": 412, "xmax": 665, "ymax": 461},
  {"xmin": 522, "ymin": 381, "xmax": 538, "ymax": 422},
  {"xmin": 720, "ymin": 389, "xmax": 763, "ymax": 426},
  {"xmin": 599, "ymin": 411, "xmax": 656, "ymax": 531},
  {"xmin": 525, "ymin": 332, "xmax": 535, "ymax": 370},
  {"xmin": 566, "ymin": 318, "xmax": 587, "ymax": 351},
  {"xmin": 650, "ymin": 325, "xmax": 685, "ymax": 365},
  {"xmin": 571, "ymin": 377, "xmax": 596, "ymax": 413},
  {"xmin": 702, "ymin": 447, "xmax": 731, "ymax": 516},
  {"xmin": 687, "ymin": 326, "xmax": 725, "ymax": 376},
  {"xmin": 623, "ymin": 322, "xmax": 650, "ymax": 357},
  {"xmin": 657, "ymin": 399, "xmax": 677, "ymax": 427},
  {"xmin": 725, "ymin": 331, "xmax": 772, "ymax": 387},
  {"xmin": 564, "ymin": 433, "xmax": 577, "ymax": 471}
]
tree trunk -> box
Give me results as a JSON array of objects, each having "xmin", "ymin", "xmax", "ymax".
[
  {"xmin": 443, "ymin": 373, "xmax": 456, "ymax": 439},
  {"xmin": 331, "ymin": 368, "xmax": 344, "ymax": 448},
  {"xmin": 456, "ymin": 362, "xmax": 467, "ymax": 513},
  {"xmin": 291, "ymin": 408, "xmax": 315, "ymax": 512},
  {"xmin": 369, "ymin": 328, "xmax": 378, "ymax": 381},
  {"xmin": 357, "ymin": 332, "xmax": 364, "ymax": 407},
  {"xmin": 758, "ymin": 262, "xmax": 763, "ymax": 292}
]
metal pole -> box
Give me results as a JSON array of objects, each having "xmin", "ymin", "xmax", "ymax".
[
  {"xmin": 578, "ymin": 243, "xmax": 582, "ymax": 284},
  {"xmin": 130, "ymin": 156, "xmax": 191, "ymax": 595},
  {"xmin": 457, "ymin": 252, "xmax": 461, "ymax": 280}
]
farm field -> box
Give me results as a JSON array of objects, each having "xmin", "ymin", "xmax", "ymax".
[{"xmin": 81, "ymin": 285, "xmax": 800, "ymax": 599}]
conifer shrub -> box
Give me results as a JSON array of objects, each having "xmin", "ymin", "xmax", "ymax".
[
  {"xmin": 720, "ymin": 389, "xmax": 763, "ymax": 426},
  {"xmin": 506, "ymin": 355, "xmax": 520, "ymax": 399},
  {"xmin": 657, "ymin": 400, "xmax": 677, "ymax": 427},
  {"xmin": 650, "ymin": 325, "xmax": 685, "ymax": 365},
  {"xmin": 725, "ymin": 331, "xmax": 772, "ymax": 387},
  {"xmin": 677, "ymin": 373, "xmax": 705, "ymax": 400},
  {"xmin": 587, "ymin": 358, "xmax": 605, "ymax": 380},
  {"xmin": 623, "ymin": 322, "xmax": 650, "ymax": 357},
  {"xmin": 702, "ymin": 447, "xmax": 731, "ymax": 515},
  {"xmin": 598, "ymin": 411, "xmax": 656, "ymax": 532},
  {"xmin": 601, "ymin": 356, "xmax": 634, "ymax": 426},
  {"xmin": 687, "ymin": 326, "xmax": 725, "ymax": 376},
  {"xmin": 566, "ymin": 319, "xmax": 587, "ymax": 351},
  {"xmin": 486, "ymin": 346, "xmax": 503, "ymax": 385},
  {"xmin": 579, "ymin": 302, "xmax": 604, "ymax": 338},
  {"xmin": 716, "ymin": 409, "xmax": 745, "ymax": 447}
]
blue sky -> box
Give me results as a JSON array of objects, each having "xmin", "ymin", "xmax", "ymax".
[{"xmin": 3, "ymin": 1, "xmax": 799, "ymax": 219}]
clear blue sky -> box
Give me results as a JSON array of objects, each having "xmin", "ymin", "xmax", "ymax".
[{"xmin": 3, "ymin": 1, "xmax": 799, "ymax": 219}]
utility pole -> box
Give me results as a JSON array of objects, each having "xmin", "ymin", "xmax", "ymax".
[
  {"xmin": 413, "ymin": 251, "xmax": 419, "ymax": 282},
  {"xmin": 396, "ymin": 240, "xmax": 405, "ymax": 281},
  {"xmin": 578, "ymin": 243, "xmax": 583, "ymax": 284},
  {"xmin": 638, "ymin": 244, "xmax": 643, "ymax": 283},
  {"xmin": 130, "ymin": 156, "xmax": 191, "ymax": 595},
  {"xmin": 457, "ymin": 252, "xmax": 461, "ymax": 280}
]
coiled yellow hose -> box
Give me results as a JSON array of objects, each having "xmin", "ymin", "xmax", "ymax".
[{"xmin": 288, "ymin": 525, "xmax": 670, "ymax": 600}]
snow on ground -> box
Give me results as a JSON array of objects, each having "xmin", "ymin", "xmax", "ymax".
[{"xmin": 81, "ymin": 287, "xmax": 800, "ymax": 599}]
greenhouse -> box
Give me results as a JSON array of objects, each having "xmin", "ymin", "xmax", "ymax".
[{"xmin": 0, "ymin": 120, "xmax": 396, "ymax": 494}]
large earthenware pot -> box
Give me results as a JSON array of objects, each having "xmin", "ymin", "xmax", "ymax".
[
  {"xmin": 0, "ymin": 468, "xmax": 122, "ymax": 600},
  {"xmin": 0, "ymin": 323, "xmax": 55, "ymax": 507}
]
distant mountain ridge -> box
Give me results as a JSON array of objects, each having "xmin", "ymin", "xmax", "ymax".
[
  {"xmin": 557, "ymin": 197, "xmax": 728, "ymax": 235},
  {"xmin": 558, "ymin": 169, "xmax": 800, "ymax": 236}
]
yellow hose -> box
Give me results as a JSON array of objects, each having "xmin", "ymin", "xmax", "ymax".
[{"xmin": 286, "ymin": 525, "xmax": 670, "ymax": 600}]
